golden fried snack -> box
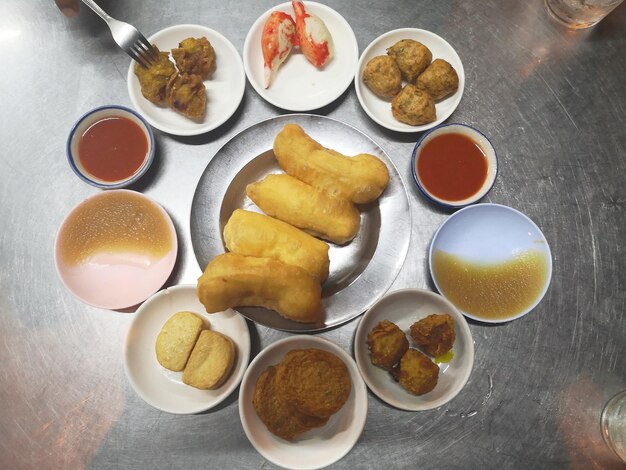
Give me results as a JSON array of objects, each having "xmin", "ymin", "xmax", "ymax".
[
  {"xmin": 155, "ymin": 311, "xmax": 204, "ymax": 371},
  {"xmin": 391, "ymin": 84, "xmax": 436, "ymax": 126},
  {"xmin": 392, "ymin": 349, "xmax": 439, "ymax": 395},
  {"xmin": 416, "ymin": 59, "xmax": 459, "ymax": 101},
  {"xmin": 276, "ymin": 349, "xmax": 351, "ymax": 418},
  {"xmin": 273, "ymin": 124, "xmax": 390, "ymax": 204},
  {"xmin": 134, "ymin": 47, "xmax": 177, "ymax": 104},
  {"xmin": 362, "ymin": 56, "xmax": 402, "ymax": 99},
  {"xmin": 223, "ymin": 209, "xmax": 330, "ymax": 282},
  {"xmin": 253, "ymin": 365, "xmax": 328, "ymax": 441},
  {"xmin": 386, "ymin": 39, "xmax": 432, "ymax": 83},
  {"xmin": 366, "ymin": 320, "xmax": 409, "ymax": 370},
  {"xmin": 171, "ymin": 37, "xmax": 216, "ymax": 79},
  {"xmin": 246, "ymin": 174, "xmax": 360, "ymax": 245},
  {"xmin": 165, "ymin": 73, "xmax": 206, "ymax": 120},
  {"xmin": 409, "ymin": 314, "xmax": 455, "ymax": 357},
  {"xmin": 197, "ymin": 253, "xmax": 322, "ymax": 323},
  {"xmin": 182, "ymin": 330, "xmax": 235, "ymax": 390}
]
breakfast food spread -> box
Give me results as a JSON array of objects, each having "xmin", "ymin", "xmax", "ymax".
[
  {"xmin": 182, "ymin": 329, "xmax": 236, "ymax": 389},
  {"xmin": 155, "ymin": 311, "xmax": 204, "ymax": 371}
]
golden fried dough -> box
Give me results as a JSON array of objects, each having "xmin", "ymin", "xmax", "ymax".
[
  {"xmin": 392, "ymin": 349, "xmax": 439, "ymax": 395},
  {"xmin": 182, "ymin": 330, "xmax": 235, "ymax": 390},
  {"xmin": 273, "ymin": 124, "xmax": 390, "ymax": 204},
  {"xmin": 134, "ymin": 47, "xmax": 177, "ymax": 105},
  {"xmin": 155, "ymin": 311, "xmax": 204, "ymax": 371},
  {"xmin": 223, "ymin": 209, "xmax": 330, "ymax": 282},
  {"xmin": 246, "ymin": 174, "xmax": 360, "ymax": 245},
  {"xmin": 197, "ymin": 253, "xmax": 322, "ymax": 323},
  {"xmin": 409, "ymin": 314, "xmax": 455, "ymax": 357},
  {"xmin": 276, "ymin": 349, "xmax": 351, "ymax": 418},
  {"xmin": 367, "ymin": 320, "xmax": 409, "ymax": 370},
  {"xmin": 166, "ymin": 73, "xmax": 206, "ymax": 120},
  {"xmin": 362, "ymin": 55, "xmax": 402, "ymax": 99},
  {"xmin": 253, "ymin": 365, "xmax": 328, "ymax": 441},
  {"xmin": 416, "ymin": 59, "xmax": 459, "ymax": 101},
  {"xmin": 386, "ymin": 39, "xmax": 432, "ymax": 83},
  {"xmin": 391, "ymin": 84, "xmax": 436, "ymax": 126},
  {"xmin": 171, "ymin": 37, "xmax": 216, "ymax": 79}
]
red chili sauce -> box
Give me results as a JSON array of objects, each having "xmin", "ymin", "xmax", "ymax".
[
  {"xmin": 417, "ymin": 133, "xmax": 488, "ymax": 202},
  {"xmin": 78, "ymin": 116, "xmax": 148, "ymax": 182}
]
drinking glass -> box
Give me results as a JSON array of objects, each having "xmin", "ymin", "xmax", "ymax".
[
  {"xmin": 545, "ymin": 0, "xmax": 624, "ymax": 28},
  {"xmin": 601, "ymin": 390, "xmax": 626, "ymax": 462}
]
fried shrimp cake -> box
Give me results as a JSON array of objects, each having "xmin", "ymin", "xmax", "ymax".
[
  {"xmin": 386, "ymin": 39, "xmax": 432, "ymax": 83},
  {"xmin": 134, "ymin": 47, "xmax": 177, "ymax": 104},
  {"xmin": 366, "ymin": 320, "xmax": 409, "ymax": 370},
  {"xmin": 391, "ymin": 84, "xmax": 436, "ymax": 126},
  {"xmin": 362, "ymin": 55, "xmax": 402, "ymax": 99},
  {"xmin": 409, "ymin": 313, "xmax": 455, "ymax": 357},
  {"xmin": 171, "ymin": 37, "xmax": 216, "ymax": 79},
  {"xmin": 392, "ymin": 349, "xmax": 439, "ymax": 395},
  {"xmin": 253, "ymin": 365, "xmax": 328, "ymax": 441},
  {"xmin": 165, "ymin": 73, "xmax": 206, "ymax": 120},
  {"xmin": 276, "ymin": 349, "xmax": 351, "ymax": 418},
  {"xmin": 416, "ymin": 59, "xmax": 459, "ymax": 101}
]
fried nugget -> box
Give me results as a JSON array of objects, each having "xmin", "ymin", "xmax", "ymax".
[
  {"xmin": 166, "ymin": 73, "xmax": 206, "ymax": 120},
  {"xmin": 367, "ymin": 320, "xmax": 409, "ymax": 370},
  {"xmin": 155, "ymin": 311, "xmax": 204, "ymax": 371},
  {"xmin": 416, "ymin": 59, "xmax": 459, "ymax": 101},
  {"xmin": 392, "ymin": 349, "xmax": 439, "ymax": 395},
  {"xmin": 197, "ymin": 253, "xmax": 322, "ymax": 323},
  {"xmin": 391, "ymin": 84, "xmax": 436, "ymax": 126},
  {"xmin": 246, "ymin": 174, "xmax": 360, "ymax": 245},
  {"xmin": 253, "ymin": 365, "xmax": 328, "ymax": 441},
  {"xmin": 386, "ymin": 39, "xmax": 432, "ymax": 83},
  {"xmin": 409, "ymin": 314, "xmax": 455, "ymax": 357},
  {"xmin": 171, "ymin": 37, "xmax": 216, "ymax": 79},
  {"xmin": 273, "ymin": 124, "xmax": 390, "ymax": 204},
  {"xmin": 134, "ymin": 47, "xmax": 177, "ymax": 104},
  {"xmin": 276, "ymin": 349, "xmax": 351, "ymax": 418},
  {"xmin": 223, "ymin": 209, "xmax": 330, "ymax": 282},
  {"xmin": 182, "ymin": 330, "xmax": 235, "ymax": 390},
  {"xmin": 362, "ymin": 55, "xmax": 402, "ymax": 99}
]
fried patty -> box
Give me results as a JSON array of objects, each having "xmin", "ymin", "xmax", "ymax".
[
  {"xmin": 367, "ymin": 320, "xmax": 409, "ymax": 370},
  {"xmin": 410, "ymin": 313, "xmax": 456, "ymax": 357},
  {"xmin": 392, "ymin": 348, "xmax": 439, "ymax": 395},
  {"xmin": 134, "ymin": 48, "xmax": 177, "ymax": 105}
]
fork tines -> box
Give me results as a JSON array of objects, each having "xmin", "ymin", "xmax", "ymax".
[{"xmin": 131, "ymin": 36, "xmax": 160, "ymax": 69}]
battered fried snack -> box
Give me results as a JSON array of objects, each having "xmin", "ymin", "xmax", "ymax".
[
  {"xmin": 386, "ymin": 39, "xmax": 432, "ymax": 83},
  {"xmin": 165, "ymin": 73, "xmax": 206, "ymax": 120},
  {"xmin": 253, "ymin": 365, "xmax": 328, "ymax": 441},
  {"xmin": 171, "ymin": 37, "xmax": 216, "ymax": 79},
  {"xmin": 155, "ymin": 311, "xmax": 204, "ymax": 371},
  {"xmin": 182, "ymin": 329, "xmax": 235, "ymax": 390},
  {"xmin": 134, "ymin": 47, "xmax": 177, "ymax": 104},
  {"xmin": 366, "ymin": 320, "xmax": 409, "ymax": 370},
  {"xmin": 391, "ymin": 84, "xmax": 436, "ymax": 126},
  {"xmin": 416, "ymin": 59, "xmax": 459, "ymax": 101},
  {"xmin": 409, "ymin": 314, "xmax": 455, "ymax": 357},
  {"xmin": 223, "ymin": 209, "xmax": 330, "ymax": 282},
  {"xmin": 273, "ymin": 124, "xmax": 390, "ymax": 204},
  {"xmin": 391, "ymin": 349, "xmax": 439, "ymax": 395},
  {"xmin": 276, "ymin": 349, "xmax": 351, "ymax": 418},
  {"xmin": 246, "ymin": 174, "xmax": 360, "ymax": 245},
  {"xmin": 197, "ymin": 253, "xmax": 322, "ymax": 323},
  {"xmin": 362, "ymin": 55, "xmax": 402, "ymax": 99}
]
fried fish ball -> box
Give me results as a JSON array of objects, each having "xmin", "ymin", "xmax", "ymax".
[
  {"xmin": 391, "ymin": 84, "xmax": 436, "ymax": 126},
  {"xmin": 171, "ymin": 37, "xmax": 216, "ymax": 79},
  {"xmin": 416, "ymin": 59, "xmax": 459, "ymax": 101},
  {"xmin": 276, "ymin": 349, "xmax": 351, "ymax": 418},
  {"xmin": 391, "ymin": 349, "xmax": 439, "ymax": 395},
  {"xmin": 133, "ymin": 47, "xmax": 177, "ymax": 104},
  {"xmin": 273, "ymin": 124, "xmax": 390, "ymax": 204},
  {"xmin": 165, "ymin": 73, "xmax": 206, "ymax": 120},
  {"xmin": 362, "ymin": 55, "xmax": 402, "ymax": 99},
  {"xmin": 253, "ymin": 365, "xmax": 328, "ymax": 441},
  {"xmin": 197, "ymin": 253, "xmax": 322, "ymax": 323},
  {"xmin": 366, "ymin": 320, "xmax": 409, "ymax": 370},
  {"xmin": 386, "ymin": 39, "xmax": 432, "ymax": 83},
  {"xmin": 155, "ymin": 311, "xmax": 204, "ymax": 371},
  {"xmin": 409, "ymin": 314, "xmax": 455, "ymax": 357},
  {"xmin": 182, "ymin": 329, "xmax": 235, "ymax": 390}
]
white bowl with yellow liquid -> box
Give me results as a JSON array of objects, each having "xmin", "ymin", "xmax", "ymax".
[{"xmin": 429, "ymin": 204, "xmax": 552, "ymax": 323}]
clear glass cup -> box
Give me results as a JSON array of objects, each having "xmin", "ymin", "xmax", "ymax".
[
  {"xmin": 601, "ymin": 390, "xmax": 626, "ymax": 462},
  {"xmin": 545, "ymin": 0, "xmax": 624, "ymax": 28}
]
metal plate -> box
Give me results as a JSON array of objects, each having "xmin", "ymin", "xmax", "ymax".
[{"xmin": 190, "ymin": 114, "xmax": 411, "ymax": 332}]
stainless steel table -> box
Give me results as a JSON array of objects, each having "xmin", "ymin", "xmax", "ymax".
[{"xmin": 1, "ymin": 1, "xmax": 625, "ymax": 468}]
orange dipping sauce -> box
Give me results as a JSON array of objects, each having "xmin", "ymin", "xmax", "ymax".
[
  {"xmin": 417, "ymin": 133, "xmax": 488, "ymax": 202},
  {"xmin": 78, "ymin": 116, "xmax": 148, "ymax": 182}
]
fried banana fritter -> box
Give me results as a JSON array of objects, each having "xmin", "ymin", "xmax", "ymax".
[
  {"xmin": 366, "ymin": 320, "xmax": 409, "ymax": 370},
  {"xmin": 171, "ymin": 37, "xmax": 216, "ymax": 79},
  {"xmin": 392, "ymin": 349, "xmax": 439, "ymax": 395},
  {"xmin": 409, "ymin": 313, "xmax": 455, "ymax": 357},
  {"xmin": 134, "ymin": 47, "xmax": 177, "ymax": 104},
  {"xmin": 165, "ymin": 73, "xmax": 207, "ymax": 120}
]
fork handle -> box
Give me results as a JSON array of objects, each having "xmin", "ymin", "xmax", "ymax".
[{"xmin": 80, "ymin": 0, "xmax": 113, "ymax": 22}]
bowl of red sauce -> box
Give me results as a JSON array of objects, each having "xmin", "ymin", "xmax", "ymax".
[
  {"xmin": 67, "ymin": 105, "xmax": 154, "ymax": 189},
  {"xmin": 411, "ymin": 123, "xmax": 497, "ymax": 208}
]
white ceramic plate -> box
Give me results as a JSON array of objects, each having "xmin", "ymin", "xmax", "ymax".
[
  {"xmin": 354, "ymin": 288, "xmax": 474, "ymax": 411},
  {"xmin": 124, "ymin": 284, "xmax": 251, "ymax": 414},
  {"xmin": 243, "ymin": 2, "xmax": 358, "ymax": 111},
  {"xmin": 127, "ymin": 24, "xmax": 245, "ymax": 136},
  {"xmin": 239, "ymin": 335, "xmax": 367, "ymax": 469},
  {"xmin": 355, "ymin": 28, "xmax": 465, "ymax": 133}
]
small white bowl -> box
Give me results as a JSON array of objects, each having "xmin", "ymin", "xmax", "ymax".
[
  {"xmin": 411, "ymin": 123, "xmax": 498, "ymax": 208},
  {"xmin": 66, "ymin": 105, "xmax": 154, "ymax": 189}
]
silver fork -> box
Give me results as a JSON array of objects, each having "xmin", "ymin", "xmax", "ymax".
[{"xmin": 80, "ymin": 0, "xmax": 159, "ymax": 68}]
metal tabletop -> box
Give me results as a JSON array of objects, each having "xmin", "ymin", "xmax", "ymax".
[{"xmin": 1, "ymin": 1, "xmax": 625, "ymax": 468}]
